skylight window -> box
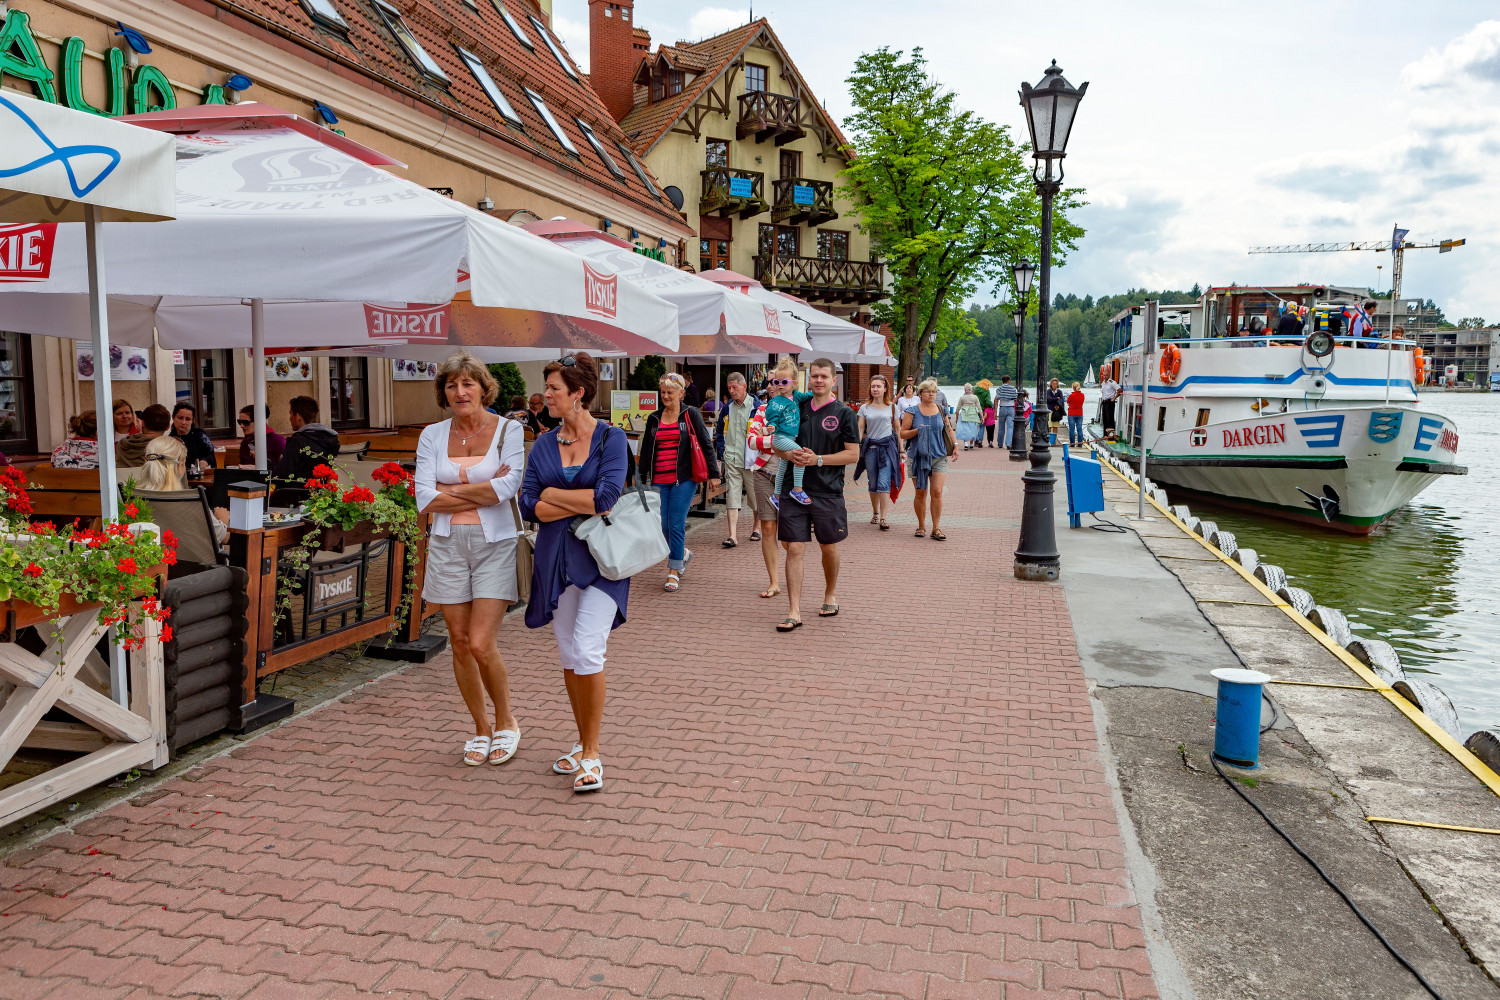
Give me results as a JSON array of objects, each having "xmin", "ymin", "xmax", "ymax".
[
  {"xmin": 618, "ymin": 143, "xmax": 657, "ymax": 196},
  {"xmin": 298, "ymin": 0, "xmax": 348, "ymax": 31},
  {"xmin": 492, "ymin": 0, "xmax": 532, "ymax": 49},
  {"xmin": 529, "ymin": 15, "xmax": 580, "ymax": 80},
  {"xmin": 458, "ymin": 47, "xmax": 523, "ymax": 128},
  {"xmin": 524, "ymin": 88, "xmax": 579, "ymax": 156},
  {"xmin": 576, "ymin": 119, "xmax": 625, "ymax": 180},
  {"xmin": 374, "ymin": 0, "xmax": 450, "ymax": 84}
]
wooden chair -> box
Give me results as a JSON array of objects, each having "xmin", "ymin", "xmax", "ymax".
[
  {"xmin": 338, "ymin": 441, "xmax": 371, "ymax": 461},
  {"xmin": 128, "ymin": 487, "xmax": 227, "ymax": 567}
]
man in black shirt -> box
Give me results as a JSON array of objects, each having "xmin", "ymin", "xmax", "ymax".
[
  {"xmin": 775, "ymin": 358, "xmax": 859, "ymax": 631},
  {"xmin": 528, "ymin": 392, "xmax": 560, "ymax": 432}
]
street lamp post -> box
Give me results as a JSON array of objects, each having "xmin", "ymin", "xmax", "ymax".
[
  {"xmin": 1014, "ymin": 60, "xmax": 1086, "ymax": 582},
  {"xmin": 1009, "ymin": 260, "xmax": 1034, "ymax": 462}
]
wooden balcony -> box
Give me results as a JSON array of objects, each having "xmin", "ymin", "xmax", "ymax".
[
  {"xmin": 755, "ymin": 254, "xmax": 885, "ymax": 305},
  {"xmin": 700, "ymin": 167, "xmax": 769, "ymax": 220},
  {"xmin": 737, "ymin": 91, "xmax": 805, "ymax": 145},
  {"xmin": 771, "ymin": 178, "xmax": 837, "ymax": 227}
]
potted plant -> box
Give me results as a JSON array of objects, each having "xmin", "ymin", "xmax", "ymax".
[
  {"xmin": 275, "ymin": 463, "xmax": 422, "ymax": 629},
  {"xmin": 0, "ymin": 470, "xmax": 175, "ymax": 645}
]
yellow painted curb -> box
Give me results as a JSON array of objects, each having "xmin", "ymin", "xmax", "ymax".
[
  {"xmin": 1367, "ymin": 817, "xmax": 1500, "ymax": 837},
  {"xmin": 1096, "ymin": 449, "xmax": 1500, "ymax": 799}
]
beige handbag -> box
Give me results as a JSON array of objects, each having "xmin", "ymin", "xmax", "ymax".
[{"xmin": 498, "ymin": 420, "xmax": 536, "ymax": 603}]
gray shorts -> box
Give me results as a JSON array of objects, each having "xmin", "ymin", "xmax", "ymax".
[
  {"xmin": 422, "ymin": 525, "xmax": 518, "ymax": 604},
  {"xmin": 928, "ymin": 454, "xmax": 950, "ymax": 476},
  {"xmin": 752, "ymin": 467, "xmax": 779, "ymax": 522}
]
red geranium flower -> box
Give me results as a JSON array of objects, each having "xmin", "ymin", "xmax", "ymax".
[
  {"xmin": 124, "ymin": 503, "xmax": 138, "ymax": 519},
  {"xmin": 22, "ymin": 563, "xmax": 42, "ymax": 579},
  {"xmin": 312, "ymin": 464, "xmax": 338, "ymax": 479},
  {"xmin": 371, "ymin": 462, "xmax": 410, "ymax": 486},
  {"xmin": 342, "ymin": 486, "xmax": 376, "ymax": 504},
  {"xmin": 6, "ymin": 492, "xmax": 32, "ymax": 514},
  {"xmin": 161, "ymin": 529, "xmax": 178, "ymax": 551},
  {"xmin": 116, "ymin": 557, "xmax": 138, "ymax": 575},
  {"xmin": 160, "ymin": 625, "xmax": 173, "ymax": 644}
]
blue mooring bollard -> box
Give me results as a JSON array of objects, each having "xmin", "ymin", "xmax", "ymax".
[{"xmin": 1211, "ymin": 667, "xmax": 1272, "ymax": 768}]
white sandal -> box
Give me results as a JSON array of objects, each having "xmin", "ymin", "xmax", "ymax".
[
  {"xmin": 489, "ymin": 729, "xmax": 520, "ymax": 765},
  {"xmin": 574, "ymin": 758, "xmax": 604, "ymax": 793},
  {"xmin": 462, "ymin": 734, "xmax": 491, "ymax": 767},
  {"xmin": 553, "ymin": 743, "xmax": 584, "ymax": 775}
]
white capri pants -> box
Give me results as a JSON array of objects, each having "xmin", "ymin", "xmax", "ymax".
[{"xmin": 551, "ymin": 585, "xmax": 617, "ymax": 676}]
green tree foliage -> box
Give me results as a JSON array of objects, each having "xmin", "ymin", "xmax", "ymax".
[
  {"xmin": 487, "ymin": 363, "xmax": 527, "ymax": 407},
  {"xmin": 626, "ymin": 355, "xmax": 666, "ymax": 390},
  {"xmin": 840, "ymin": 48, "xmax": 1083, "ymax": 384},
  {"xmin": 1456, "ymin": 316, "xmax": 1488, "ymax": 329},
  {"xmin": 933, "ymin": 288, "xmax": 1200, "ymax": 385}
]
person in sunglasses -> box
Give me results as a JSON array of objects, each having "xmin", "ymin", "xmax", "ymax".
[
  {"xmin": 236, "ymin": 404, "xmax": 286, "ymax": 469},
  {"xmin": 764, "ymin": 357, "xmax": 813, "ymax": 508}
]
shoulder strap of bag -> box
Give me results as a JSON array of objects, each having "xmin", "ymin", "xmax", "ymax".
[{"xmin": 497, "ymin": 417, "xmax": 524, "ymax": 532}]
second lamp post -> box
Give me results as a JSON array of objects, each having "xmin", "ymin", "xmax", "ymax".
[
  {"xmin": 1008, "ymin": 261, "xmax": 1034, "ymax": 462},
  {"xmin": 1013, "ymin": 60, "xmax": 1086, "ymax": 582}
]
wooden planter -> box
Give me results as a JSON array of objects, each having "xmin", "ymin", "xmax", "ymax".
[{"xmin": 308, "ymin": 520, "xmax": 392, "ymax": 553}]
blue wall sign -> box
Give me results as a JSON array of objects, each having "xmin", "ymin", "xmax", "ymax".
[
  {"xmin": 728, "ymin": 176, "xmax": 753, "ymax": 199},
  {"xmin": 793, "ymin": 184, "xmax": 815, "ymax": 206}
]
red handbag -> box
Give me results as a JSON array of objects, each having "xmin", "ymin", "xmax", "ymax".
[
  {"xmin": 891, "ymin": 455, "xmax": 906, "ymax": 502},
  {"xmin": 688, "ymin": 413, "xmax": 709, "ymax": 483}
]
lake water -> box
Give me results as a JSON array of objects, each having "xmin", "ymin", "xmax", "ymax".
[{"xmin": 1133, "ymin": 391, "xmax": 1498, "ymax": 737}]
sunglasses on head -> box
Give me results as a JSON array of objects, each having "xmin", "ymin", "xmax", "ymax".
[
  {"xmin": 768, "ymin": 378, "xmax": 792, "ymax": 387},
  {"xmin": 558, "ymin": 355, "xmax": 577, "ymax": 367}
]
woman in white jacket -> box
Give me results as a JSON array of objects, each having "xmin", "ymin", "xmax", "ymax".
[{"xmin": 415, "ymin": 352, "xmax": 527, "ymax": 768}]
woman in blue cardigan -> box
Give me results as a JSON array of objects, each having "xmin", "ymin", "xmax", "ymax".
[{"xmin": 519, "ymin": 352, "xmax": 628, "ymax": 793}]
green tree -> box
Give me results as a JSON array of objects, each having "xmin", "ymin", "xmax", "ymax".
[
  {"xmin": 487, "ymin": 363, "xmax": 527, "ymax": 407},
  {"xmin": 626, "ymin": 355, "xmax": 666, "ymax": 390},
  {"xmin": 840, "ymin": 48, "xmax": 1083, "ymax": 384}
]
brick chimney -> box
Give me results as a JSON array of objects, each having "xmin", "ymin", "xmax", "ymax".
[{"xmin": 588, "ymin": 0, "xmax": 639, "ymax": 123}]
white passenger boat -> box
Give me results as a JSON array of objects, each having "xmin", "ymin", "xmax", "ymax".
[{"xmin": 1092, "ymin": 285, "xmax": 1465, "ymax": 534}]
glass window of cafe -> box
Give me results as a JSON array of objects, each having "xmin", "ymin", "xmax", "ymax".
[
  {"xmin": 174, "ymin": 350, "xmax": 234, "ymax": 435},
  {"xmin": 329, "ymin": 357, "xmax": 369, "ymax": 429},
  {"xmin": 0, "ymin": 332, "xmax": 35, "ymax": 455}
]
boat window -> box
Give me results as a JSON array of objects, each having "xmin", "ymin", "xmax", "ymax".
[
  {"xmin": 1157, "ymin": 409, "xmax": 1166, "ymax": 432},
  {"xmin": 1196, "ymin": 408, "xmax": 1211, "ymax": 427}
]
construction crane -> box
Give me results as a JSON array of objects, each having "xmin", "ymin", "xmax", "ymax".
[
  {"xmin": 1248, "ymin": 226, "xmax": 1466, "ymax": 324},
  {"xmin": 1248, "ymin": 226, "xmax": 1465, "ymax": 401}
]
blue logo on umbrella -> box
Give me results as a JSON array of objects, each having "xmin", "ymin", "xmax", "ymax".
[
  {"xmin": 0, "ymin": 94, "xmax": 122, "ymax": 199},
  {"xmin": 1368, "ymin": 411, "xmax": 1403, "ymax": 443}
]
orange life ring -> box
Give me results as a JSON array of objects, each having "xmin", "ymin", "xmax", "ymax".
[
  {"xmin": 1413, "ymin": 346, "xmax": 1425, "ymax": 384},
  {"xmin": 1159, "ymin": 344, "xmax": 1182, "ymax": 384}
]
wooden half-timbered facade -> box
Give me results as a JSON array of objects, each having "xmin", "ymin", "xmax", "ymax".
[{"xmin": 589, "ymin": 5, "xmax": 885, "ymax": 323}]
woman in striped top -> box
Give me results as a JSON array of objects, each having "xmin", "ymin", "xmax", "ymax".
[{"xmin": 637, "ymin": 372, "xmax": 720, "ymax": 592}]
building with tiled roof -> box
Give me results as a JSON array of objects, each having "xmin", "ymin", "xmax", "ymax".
[
  {"xmin": 0, "ymin": 0, "xmax": 695, "ymax": 454},
  {"xmin": 587, "ymin": 2, "xmax": 885, "ymax": 326}
]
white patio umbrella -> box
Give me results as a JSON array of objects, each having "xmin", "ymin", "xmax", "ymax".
[
  {"xmin": 0, "ymin": 91, "xmax": 175, "ymax": 707},
  {"xmin": 0, "ymin": 91, "xmax": 175, "ymax": 516},
  {"xmin": 523, "ymin": 220, "xmax": 809, "ymax": 356},
  {"xmin": 0, "ymin": 106, "xmax": 680, "ymax": 467}
]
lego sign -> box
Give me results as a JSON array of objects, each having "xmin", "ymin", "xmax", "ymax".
[
  {"xmin": 0, "ymin": 224, "xmax": 56, "ymax": 282},
  {"xmin": 610, "ymin": 390, "xmax": 657, "ymax": 432}
]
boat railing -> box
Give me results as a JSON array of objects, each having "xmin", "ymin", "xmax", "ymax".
[{"xmin": 1151, "ymin": 336, "xmax": 1415, "ymax": 350}]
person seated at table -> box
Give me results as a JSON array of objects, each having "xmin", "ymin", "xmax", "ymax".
[
  {"xmin": 118, "ymin": 404, "xmax": 170, "ymax": 468},
  {"xmin": 528, "ymin": 392, "xmax": 560, "ymax": 432},
  {"xmin": 171, "ymin": 402, "xmax": 216, "ymax": 474},
  {"xmin": 236, "ymin": 404, "xmax": 286, "ymax": 469},
  {"xmin": 112, "ymin": 398, "xmax": 138, "ymax": 444},
  {"xmin": 269, "ymin": 395, "xmax": 340, "ymax": 507},
  {"xmin": 139, "ymin": 436, "xmax": 229, "ymax": 545},
  {"xmin": 51, "ymin": 410, "xmax": 100, "ymax": 469}
]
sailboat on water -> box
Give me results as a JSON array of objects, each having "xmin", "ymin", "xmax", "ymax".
[{"xmin": 1084, "ymin": 365, "xmax": 1097, "ymax": 387}]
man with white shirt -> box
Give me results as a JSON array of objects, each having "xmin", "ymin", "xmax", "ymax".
[{"xmin": 1099, "ymin": 371, "xmax": 1120, "ymax": 438}]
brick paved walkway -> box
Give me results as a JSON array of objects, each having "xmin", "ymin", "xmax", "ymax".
[{"xmin": 1, "ymin": 445, "xmax": 1158, "ymax": 999}]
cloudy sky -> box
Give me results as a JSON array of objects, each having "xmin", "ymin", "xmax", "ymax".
[{"xmin": 552, "ymin": 1, "xmax": 1500, "ymax": 320}]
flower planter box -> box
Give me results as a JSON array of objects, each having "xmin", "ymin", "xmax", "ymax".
[
  {"xmin": 308, "ymin": 520, "xmax": 392, "ymax": 553},
  {"xmin": 0, "ymin": 592, "xmax": 104, "ymax": 639}
]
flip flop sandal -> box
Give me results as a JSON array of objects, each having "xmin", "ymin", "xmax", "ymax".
[
  {"xmin": 914, "ymin": 528, "xmax": 926, "ymax": 537},
  {"xmin": 462, "ymin": 734, "xmax": 491, "ymax": 767},
  {"xmin": 750, "ymin": 531, "xmax": 761, "ymax": 541},
  {"xmin": 664, "ymin": 572, "xmax": 681, "ymax": 593},
  {"xmin": 760, "ymin": 587, "xmax": 780, "ymax": 599},
  {"xmin": 553, "ymin": 743, "xmax": 584, "ymax": 775},
  {"xmin": 777, "ymin": 617, "xmax": 803, "ymax": 632},
  {"xmin": 574, "ymin": 758, "xmax": 604, "ymax": 793},
  {"xmin": 879, "ymin": 519, "xmax": 890, "ymax": 531},
  {"xmin": 488, "ymin": 729, "xmax": 520, "ymax": 765},
  {"xmin": 818, "ymin": 604, "xmax": 839, "ymax": 617},
  {"xmin": 870, "ymin": 514, "xmax": 880, "ymax": 524},
  {"xmin": 722, "ymin": 538, "xmax": 738, "ymax": 548},
  {"xmin": 931, "ymin": 530, "xmax": 947, "ymax": 541}
]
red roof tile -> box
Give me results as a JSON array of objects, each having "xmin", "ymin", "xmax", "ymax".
[
  {"xmin": 184, "ymin": 0, "xmax": 688, "ymax": 233},
  {"xmin": 616, "ymin": 19, "xmax": 850, "ymax": 160}
]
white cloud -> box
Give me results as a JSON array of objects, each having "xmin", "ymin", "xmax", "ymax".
[
  {"xmin": 688, "ymin": 7, "xmax": 750, "ymax": 40},
  {"xmin": 1402, "ymin": 19, "xmax": 1500, "ymax": 89}
]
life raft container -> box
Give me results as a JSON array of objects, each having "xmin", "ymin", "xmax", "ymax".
[{"xmin": 1159, "ymin": 343, "xmax": 1182, "ymax": 384}]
